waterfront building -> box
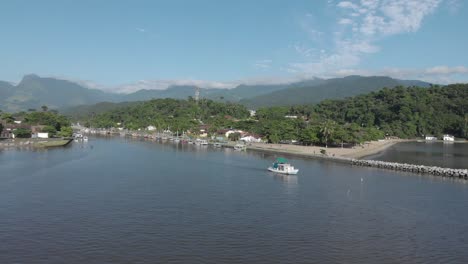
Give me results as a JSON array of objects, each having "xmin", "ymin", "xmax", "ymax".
[
  {"xmin": 37, "ymin": 132, "xmax": 49, "ymax": 139},
  {"xmin": 240, "ymin": 134, "xmax": 262, "ymax": 143}
]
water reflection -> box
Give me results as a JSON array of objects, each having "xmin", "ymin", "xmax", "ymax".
[
  {"xmin": 365, "ymin": 142, "xmax": 468, "ymax": 169},
  {"xmin": 271, "ymin": 173, "xmax": 298, "ymax": 186}
]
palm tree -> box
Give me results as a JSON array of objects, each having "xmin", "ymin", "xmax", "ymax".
[{"xmin": 320, "ymin": 120, "xmax": 336, "ymax": 148}]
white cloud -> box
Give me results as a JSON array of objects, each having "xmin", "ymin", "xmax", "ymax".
[
  {"xmin": 136, "ymin": 27, "xmax": 146, "ymax": 33},
  {"xmin": 425, "ymin": 65, "xmax": 468, "ymax": 75},
  {"xmin": 108, "ymin": 75, "xmax": 309, "ymax": 93},
  {"xmin": 253, "ymin": 59, "xmax": 273, "ymax": 70},
  {"xmin": 318, "ymin": 65, "xmax": 468, "ymax": 84},
  {"xmin": 293, "ymin": 43, "xmax": 314, "ymax": 57},
  {"xmin": 337, "ymin": 1, "xmax": 359, "ymax": 9},
  {"xmin": 289, "ymin": 0, "xmax": 442, "ymax": 77},
  {"xmin": 114, "ymin": 79, "xmax": 239, "ymax": 93},
  {"xmin": 338, "ymin": 18, "xmax": 353, "ymax": 25}
]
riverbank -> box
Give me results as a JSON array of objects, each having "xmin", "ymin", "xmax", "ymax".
[
  {"xmin": 0, "ymin": 138, "xmax": 73, "ymax": 149},
  {"xmin": 247, "ymin": 139, "xmax": 405, "ymax": 160},
  {"xmin": 246, "ymin": 140, "xmax": 468, "ymax": 179}
]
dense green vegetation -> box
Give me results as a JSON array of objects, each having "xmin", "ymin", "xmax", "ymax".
[
  {"xmin": 84, "ymin": 98, "xmax": 250, "ymax": 132},
  {"xmin": 80, "ymin": 84, "xmax": 468, "ymax": 145},
  {"xmin": 0, "ymin": 110, "xmax": 73, "ymax": 138},
  {"xmin": 312, "ymin": 84, "xmax": 468, "ymax": 139},
  {"xmin": 14, "ymin": 128, "xmax": 32, "ymax": 138}
]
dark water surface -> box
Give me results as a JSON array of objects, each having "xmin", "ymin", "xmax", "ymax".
[
  {"xmin": 1, "ymin": 137, "xmax": 468, "ymax": 263},
  {"xmin": 364, "ymin": 141, "xmax": 468, "ymax": 169}
]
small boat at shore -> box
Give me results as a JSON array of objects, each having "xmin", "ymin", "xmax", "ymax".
[
  {"xmin": 195, "ymin": 139, "xmax": 208, "ymax": 145},
  {"xmin": 234, "ymin": 143, "xmax": 246, "ymax": 151},
  {"xmin": 268, "ymin": 157, "xmax": 299, "ymax": 175}
]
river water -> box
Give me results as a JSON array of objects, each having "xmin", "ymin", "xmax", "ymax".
[
  {"xmin": 1, "ymin": 137, "xmax": 468, "ymax": 263},
  {"xmin": 364, "ymin": 141, "xmax": 468, "ymax": 169}
]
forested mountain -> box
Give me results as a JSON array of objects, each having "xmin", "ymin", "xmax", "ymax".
[
  {"xmin": 241, "ymin": 76, "xmax": 432, "ymax": 108},
  {"xmin": 0, "ymin": 81, "xmax": 15, "ymax": 99},
  {"xmin": 0, "ymin": 74, "xmax": 119, "ymax": 112},
  {"xmin": 310, "ymin": 84, "xmax": 468, "ymax": 139},
  {"xmin": 0, "ymin": 74, "xmax": 431, "ymax": 112}
]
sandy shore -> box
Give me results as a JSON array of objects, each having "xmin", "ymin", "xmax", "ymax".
[{"xmin": 248, "ymin": 139, "xmax": 405, "ymax": 160}]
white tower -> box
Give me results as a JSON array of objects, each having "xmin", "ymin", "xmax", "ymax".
[{"xmin": 195, "ymin": 87, "xmax": 200, "ymax": 102}]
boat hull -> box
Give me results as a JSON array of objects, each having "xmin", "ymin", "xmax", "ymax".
[{"xmin": 268, "ymin": 167, "xmax": 299, "ymax": 175}]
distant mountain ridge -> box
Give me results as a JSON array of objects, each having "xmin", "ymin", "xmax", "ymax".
[
  {"xmin": 240, "ymin": 75, "xmax": 432, "ymax": 108},
  {"xmin": 0, "ymin": 74, "xmax": 432, "ymax": 112},
  {"xmin": 0, "ymin": 74, "xmax": 119, "ymax": 112}
]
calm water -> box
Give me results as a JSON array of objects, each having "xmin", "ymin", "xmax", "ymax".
[
  {"xmin": 1, "ymin": 138, "xmax": 468, "ymax": 264},
  {"xmin": 364, "ymin": 141, "xmax": 468, "ymax": 169}
]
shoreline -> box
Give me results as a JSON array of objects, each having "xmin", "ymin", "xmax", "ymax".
[
  {"xmin": 245, "ymin": 140, "xmax": 467, "ymax": 179},
  {"xmin": 0, "ymin": 138, "xmax": 73, "ymax": 149},
  {"xmin": 247, "ymin": 139, "xmax": 406, "ymax": 160}
]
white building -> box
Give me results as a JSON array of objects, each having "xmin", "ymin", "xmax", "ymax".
[
  {"xmin": 37, "ymin": 132, "xmax": 49, "ymax": 139},
  {"xmin": 240, "ymin": 135, "xmax": 262, "ymax": 143},
  {"xmin": 147, "ymin": 125, "xmax": 156, "ymax": 131},
  {"xmin": 443, "ymin": 134, "xmax": 455, "ymax": 141},
  {"xmin": 249, "ymin": 110, "xmax": 256, "ymax": 117},
  {"xmin": 199, "ymin": 129, "xmax": 208, "ymax": 138},
  {"xmin": 13, "ymin": 120, "xmax": 22, "ymax": 124},
  {"xmin": 425, "ymin": 135, "xmax": 437, "ymax": 140},
  {"xmin": 285, "ymin": 115, "xmax": 298, "ymax": 119}
]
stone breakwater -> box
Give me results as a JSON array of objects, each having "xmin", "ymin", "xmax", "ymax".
[{"xmin": 351, "ymin": 159, "xmax": 468, "ymax": 179}]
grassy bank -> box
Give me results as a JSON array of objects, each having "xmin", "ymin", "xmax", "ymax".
[{"xmin": 0, "ymin": 138, "xmax": 73, "ymax": 148}]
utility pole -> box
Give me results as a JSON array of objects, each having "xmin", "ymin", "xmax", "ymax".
[{"xmin": 195, "ymin": 87, "xmax": 200, "ymax": 103}]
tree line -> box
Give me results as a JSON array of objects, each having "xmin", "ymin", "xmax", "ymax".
[
  {"xmin": 0, "ymin": 108, "xmax": 73, "ymax": 138},
  {"xmin": 77, "ymin": 84, "xmax": 468, "ymax": 145}
]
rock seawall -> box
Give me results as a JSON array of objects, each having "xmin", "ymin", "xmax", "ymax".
[{"xmin": 351, "ymin": 159, "xmax": 468, "ymax": 179}]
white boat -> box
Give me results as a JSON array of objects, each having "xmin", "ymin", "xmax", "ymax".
[
  {"xmin": 194, "ymin": 139, "xmax": 208, "ymax": 145},
  {"xmin": 234, "ymin": 143, "xmax": 246, "ymax": 151},
  {"xmin": 268, "ymin": 158, "xmax": 299, "ymax": 175}
]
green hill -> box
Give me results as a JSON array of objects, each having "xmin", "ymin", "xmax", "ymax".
[{"xmin": 241, "ymin": 76, "xmax": 431, "ymax": 109}]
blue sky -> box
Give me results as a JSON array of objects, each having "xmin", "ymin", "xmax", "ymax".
[{"xmin": 1, "ymin": 0, "xmax": 467, "ymax": 92}]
